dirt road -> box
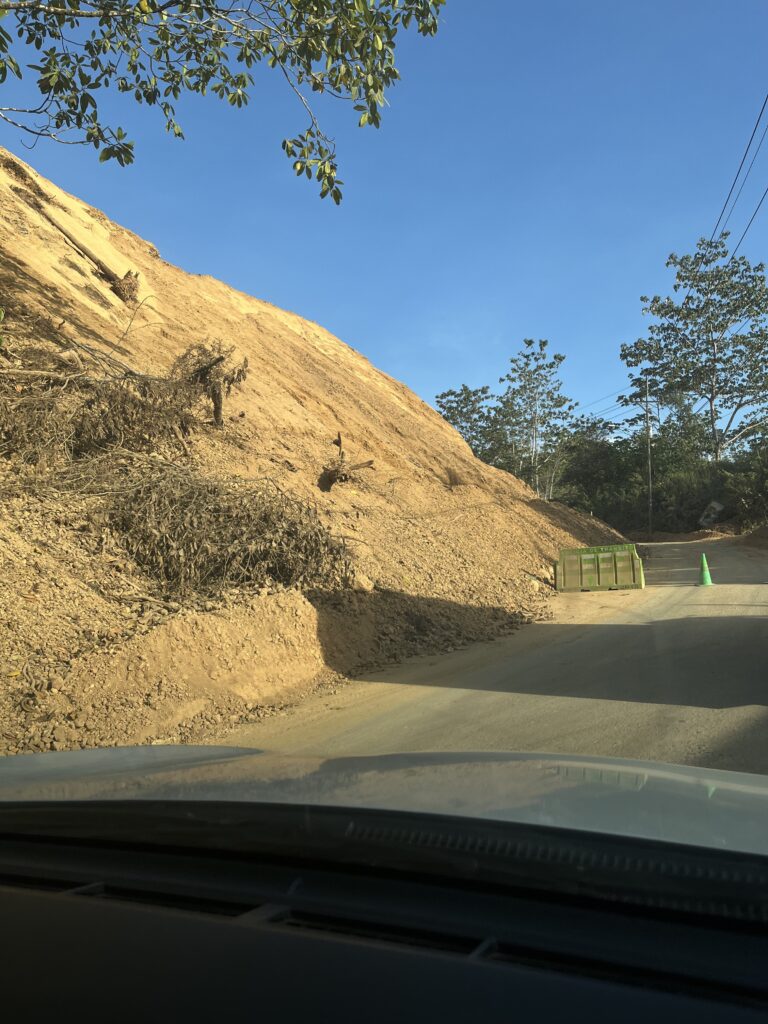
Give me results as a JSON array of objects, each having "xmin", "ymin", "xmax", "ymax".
[{"xmin": 224, "ymin": 538, "xmax": 768, "ymax": 773}]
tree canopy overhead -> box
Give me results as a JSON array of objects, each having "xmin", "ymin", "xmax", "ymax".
[{"xmin": 0, "ymin": 0, "xmax": 444, "ymax": 199}]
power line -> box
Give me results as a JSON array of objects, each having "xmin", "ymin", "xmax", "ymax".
[
  {"xmin": 729, "ymin": 181, "xmax": 768, "ymax": 260},
  {"xmin": 589, "ymin": 402, "xmax": 628, "ymax": 418},
  {"xmin": 576, "ymin": 386, "xmax": 626, "ymax": 411},
  {"xmin": 710, "ymin": 91, "xmax": 768, "ymax": 241},
  {"xmin": 679, "ymin": 90, "xmax": 768, "ymax": 309},
  {"xmin": 721, "ymin": 118, "xmax": 768, "ymax": 234}
]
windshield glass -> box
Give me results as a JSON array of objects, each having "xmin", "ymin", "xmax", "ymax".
[{"xmin": 1, "ymin": 0, "xmax": 768, "ymax": 857}]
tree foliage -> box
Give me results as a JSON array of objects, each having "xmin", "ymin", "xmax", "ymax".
[
  {"xmin": 436, "ymin": 339, "xmax": 576, "ymax": 496},
  {"xmin": 620, "ymin": 234, "xmax": 768, "ymax": 460},
  {"xmin": 434, "ymin": 384, "xmax": 495, "ymax": 461},
  {"xmin": 498, "ymin": 339, "xmax": 576, "ymax": 496},
  {"xmin": 0, "ymin": 0, "xmax": 444, "ymax": 199},
  {"xmin": 436, "ymin": 237, "xmax": 768, "ymax": 534}
]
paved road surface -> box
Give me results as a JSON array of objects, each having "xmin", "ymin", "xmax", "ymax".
[{"xmin": 225, "ymin": 538, "xmax": 768, "ymax": 773}]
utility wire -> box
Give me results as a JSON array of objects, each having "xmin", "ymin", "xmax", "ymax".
[
  {"xmin": 576, "ymin": 387, "xmax": 626, "ymax": 411},
  {"xmin": 721, "ymin": 118, "xmax": 768, "ymax": 234},
  {"xmin": 563, "ymin": 108, "xmax": 768, "ymax": 424},
  {"xmin": 589, "ymin": 402, "xmax": 627, "ymax": 418},
  {"xmin": 678, "ymin": 91, "xmax": 768, "ymax": 308},
  {"xmin": 710, "ymin": 91, "xmax": 768, "ymax": 242},
  {"xmin": 728, "ymin": 181, "xmax": 768, "ymax": 260}
]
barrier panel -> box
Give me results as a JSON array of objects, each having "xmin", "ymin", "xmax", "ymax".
[{"xmin": 554, "ymin": 544, "xmax": 645, "ymax": 592}]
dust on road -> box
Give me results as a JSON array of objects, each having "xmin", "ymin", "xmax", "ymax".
[{"xmin": 221, "ymin": 537, "xmax": 768, "ymax": 774}]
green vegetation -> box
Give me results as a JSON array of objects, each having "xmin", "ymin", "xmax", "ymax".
[
  {"xmin": 437, "ymin": 339, "xmax": 577, "ymax": 502},
  {"xmin": 437, "ymin": 234, "xmax": 768, "ymax": 535},
  {"xmin": 0, "ymin": 0, "xmax": 444, "ymax": 200},
  {"xmin": 621, "ymin": 235, "xmax": 768, "ymax": 462}
]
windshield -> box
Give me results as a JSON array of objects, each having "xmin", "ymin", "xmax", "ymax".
[{"xmin": 1, "ymin": 1, "xmax": 768, "ymax": 858}]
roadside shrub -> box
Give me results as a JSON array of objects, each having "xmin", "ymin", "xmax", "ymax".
[{"xmin": 110, "ymin": 465, "xmax": 354, "ymax": 596}]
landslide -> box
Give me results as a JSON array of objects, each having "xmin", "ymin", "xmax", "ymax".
[{"xmin": 0, "ymin": 147, "xmax": 623, "ymax": 755}]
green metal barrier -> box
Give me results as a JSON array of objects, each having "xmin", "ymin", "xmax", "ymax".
[{"xmin": 554, "ymin": 543, "xmax": 645, "ymax": 592}]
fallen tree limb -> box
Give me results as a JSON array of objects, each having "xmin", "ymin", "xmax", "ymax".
[
  {"xmin": 40, "ymin": 210, "xmax": 121, "ymax": 285},
  {"xmin": 38, "ymin": 209, "xmax": 139, "ymax": 302}
]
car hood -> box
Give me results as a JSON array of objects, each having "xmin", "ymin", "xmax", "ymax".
[{"xmin": 0, "ymin": 746, "xmax": 767, "ymax": 856}]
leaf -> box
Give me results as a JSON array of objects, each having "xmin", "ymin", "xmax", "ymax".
[{"xmin": 1, "ymin": 0, "xmax": 447, "ymax": 202}]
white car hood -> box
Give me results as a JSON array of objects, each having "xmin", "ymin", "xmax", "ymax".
[{"xmin": 0, "ymin": 746, "xmax": 767, "ymax": 856}]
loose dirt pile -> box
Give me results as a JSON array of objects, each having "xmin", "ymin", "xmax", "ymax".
[{"xmin": 0, "ymin": 147, "xmax": 623, "ymax": 755}]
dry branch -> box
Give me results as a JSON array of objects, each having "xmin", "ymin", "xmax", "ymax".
[
  {"xmin": 0, "ymin": 367, "xmax": 89, "ymax": 383},
  {"xmin": 110, "ymin": 464, "xmax": 354, "ymax": 596},
  {"xmin": 39, "ymin": 209, "xmax": 140, "ymax": 303},
  {"xmin": 41, "ymin": 210, "xmax": 121, "ymax": 285}
]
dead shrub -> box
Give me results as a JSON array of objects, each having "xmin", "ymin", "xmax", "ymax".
[
  {"xmin": 0, "ymin": 337, "xmax": 85, "ymax": 463},
  {"xmin": 0, "ymin": 331, "xmax": 254, "ymax": 466},
  {"xmin": 171, "ymin": 340, "xmax": 248, "ymax": 427},
  {"xmin": 110, "ymin": 465, "xmax": 353, "ymax": 596},
  {"xmin": 318, "ymin": 432, "xmax": 375, "ymax": 491},
  {"xmin": 0, "ymin": 370, "xmax": 196, "ymax": 465},
  {"xmin": 0, "ymin": 386, "xmax": 76, "ymax": 464},
  {"xmin": 1, "ymin": 154, "xmax": 51, "ymax": 203},
  {"xmin": 112, "ymin": 271, "xmax": 139, "ymax": 303},
  {"xmin": 70, "ymin": 376, "xmax": 197, "ymax": 458},
  {"xmin": 319, "ymin": 455, "xmax": 376, "ymax": 491},
  {"xmin": 445, "ymin": 466, "xmax": 465, "ymax": 490}
]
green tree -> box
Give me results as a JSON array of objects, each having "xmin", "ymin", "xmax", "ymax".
[
  {"xmin": 723, "ymin": 439, "xmax": 768, "ymax": 527},
  {"xmin": 434, "ymin": 384, "xmax": 495, "ymax": 460},
  {"xmin": 621, "ymin": 234, "xmax": 768, "ymax": 460},
  {"xmin": 498, "ymin": 338, "xmax": 576, "ymax": 495},
  {"xmin": 434, "ymin": 384, "xmax": 524, "ymax": 473},
  {"xmin": 0, "ymin": 0, "xmax": 444, "ymax": 199},
  {"xmin": 552, "ymin": 416, "xmax": 639, "ymax": 522},
  {"xmin": 651, "ymin": 396, "xmax": 710, "ymax": 478}
]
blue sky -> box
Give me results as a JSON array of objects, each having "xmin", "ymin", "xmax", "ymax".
[{"xmin": 3, "ymin": 0, "xmax": 768, "ymax": 419}]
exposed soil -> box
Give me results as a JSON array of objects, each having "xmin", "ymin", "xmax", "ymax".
[{"xmin": 0, "ymin": 147, "xmax": 624, "ymax": 755}]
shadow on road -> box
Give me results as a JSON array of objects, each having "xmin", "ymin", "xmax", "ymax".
[
  {"xmin": 696, "ymin": 710, "xmax": 768, "ymax": 775},
  {"xmin": 307, "ymin": 587, "xmax": 524, "ymax": 677},
  {"xmin": 307, "ymin": 586, "xmax": 768, "ymax": 711}
]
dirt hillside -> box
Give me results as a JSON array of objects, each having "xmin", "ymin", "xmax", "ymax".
[{"xmin": 0, "ymin": 147, "xmax": 623, "ymax": 755}]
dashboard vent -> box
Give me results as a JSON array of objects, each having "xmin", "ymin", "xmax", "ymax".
[
  {"xmin": 78, "ymin": 883, "xmax": 257, "ymax": 917},
  {"xmin": 278, "ymin": 910, "xmax": 482, "ymax": 955},
  {"xmin": 0, "ymin": 872, "xmax": 257, "ymax": 918},
  {"xmin": 0, "ymin": 872, "xmax": 78, "ymax": 893}
]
